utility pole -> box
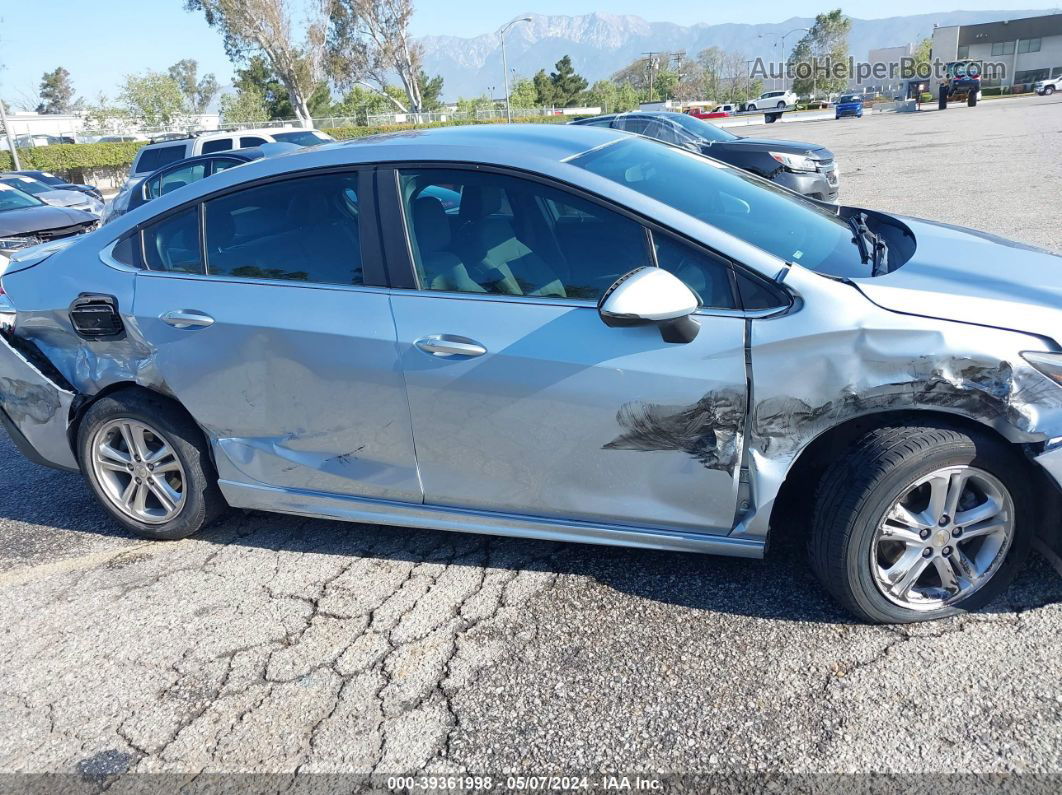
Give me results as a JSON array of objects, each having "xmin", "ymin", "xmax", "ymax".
[
  {"xmin": 0, "ymin": 98, "xmax": 21, "ymax": 170},
  {"xmin": 499, "ymin": 17, "xmax": 531, "ymax": 123},
  {"xmin": 641, "ymin": 51, "xmax": 684, "ymax": 103}
]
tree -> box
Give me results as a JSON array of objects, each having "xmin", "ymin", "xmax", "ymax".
[
  {"xmin": 234, "ymin": 55, "xmax": 292, "ymax": 118},
  {"xmin": 508, "ymin": 76, "xmax": 538, "ymax": 109},
  {"xmin": 82, "ymin": 93, "xmax": 131, "ymax": 133},
  {"xmin": 788, "ymin": 9, "xmax": 852, "ymax": 97},
  {"xmin": 219, "ymin": 86, "xmax": 269, "ymax": 123},
  {"xmin": 38, "ymin": 67, "xmax": 78, "ymax": 114},
  {"xmin": 168, "ymin": 59, "xmax": 221, "ymax": 113},
  {"xmin": 532, "ymin": 69, "xmax": 554, "ymax": 107},
  {"xmin": 119, "ymin": 71, "xmax": 191, "ymax": 128},
  {"xmin": 326, "ymin": 0, "xmax": 427, "ymax": 114},
  {"xmin": 419, "ymin": 70, "xmax": 444, "ymax": 111},
  {"xmin": 549, "ymin": 55, "xmax": 587, "ymax": 107},
  {"xmin": 912, "ymin": 37, "xmax": 933, "ymax": 77},
  {"xmin": 184, "ymin": 0, "xmax": 326, "ymax": 126}
]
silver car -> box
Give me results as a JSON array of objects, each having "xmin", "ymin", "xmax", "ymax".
[
  {"xmin": 0, "ymin": 124, "xmax": 1060, "ymax": 623},
  {"xmin": 0, "ymin": 174, "xmax": 104, "ymax": 218}
]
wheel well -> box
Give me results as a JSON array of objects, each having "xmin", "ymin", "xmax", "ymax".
[
  {"xmin": 67, "ymin": 383, "xmax": 205, "ymax": 463},
  {"xmin": 768, "ymin": 409, "xmax": 1032, "ymax": 540}
]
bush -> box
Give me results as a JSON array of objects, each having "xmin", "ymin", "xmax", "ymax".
[
  {"xmin": 0, "ymin": 115, "xmax": 594, "ymax": 180},
  {"xmin": 0, "ymin": 141, "xmax": 144, "ymax": 173}
]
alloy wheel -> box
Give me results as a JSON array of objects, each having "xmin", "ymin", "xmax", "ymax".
[
  {"xmin": 90, "ymin": 418, "xmax": 186, "ymax": 524},
  {"xmin": 870, "ymin": 465, "xmax": 1014, "ymax": 611}
]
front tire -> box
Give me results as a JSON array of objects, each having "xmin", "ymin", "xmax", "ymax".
[
  {"xmin": 78, "ymin": 391, "xmax": 226, "ymax": 540},
  {"xmin": 809, "ymin": 424, "xmax": 1031, "ymax": 623},
  {"xmin": 1045, "ymin": 86, "xmax": 1056, "ymax": 95},
  {"xmin": 776, "ymin": 101, "xmax": 786, "ymax": 109}
]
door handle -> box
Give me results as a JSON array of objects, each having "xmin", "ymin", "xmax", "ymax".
[
  {"xmin": 414, "ymin": 334, "xmax": 487, "ymax": 358},
  {"xmin": 161, "ymin": 309, "xmax": 215, "ymax": 329}
]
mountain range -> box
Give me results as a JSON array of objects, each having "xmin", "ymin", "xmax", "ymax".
[{"xmin": 420, "ymin": 9, "xmax": 1056, "ymax": 99}]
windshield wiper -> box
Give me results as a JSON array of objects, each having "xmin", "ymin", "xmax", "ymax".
[{"xmin": 846, "ymin": 211, "xmax": 889, "ymax": 276}]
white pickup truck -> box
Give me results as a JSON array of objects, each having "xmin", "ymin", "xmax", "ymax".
[{"xmin": 1035, "ymin": 76, "xmax": 1061, "ymax": 95}]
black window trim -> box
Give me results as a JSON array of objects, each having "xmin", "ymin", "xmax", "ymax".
[
  {"xmin": 376, "ymin": 161, "xmax": 792, "ymax": 316},
  {"xmin": 107, "ymin": 165, "xmax": 386, "ymax": 290}
]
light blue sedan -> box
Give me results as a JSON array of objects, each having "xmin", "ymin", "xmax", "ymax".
[{"xmin": 1, "ymin": 123, "xmax": 1061, "ymax": 623}]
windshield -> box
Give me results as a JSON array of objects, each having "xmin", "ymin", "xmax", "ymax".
[
  {"xmin": 0, "ymin": 184, "xmax": 43, "ymax": 211},
  {"xmin": 272, "ymin": 130, "xmax": 332, "ymax": 146},
  {"xmin": 666, "ymin": 114, "xmax": 738, "ymax": 143},
  {"xmin": 572, "ymin": 136, "xmax": 866, "ymax": 277},
  {"xmin": 0, "ymin": 176, "xmax": 50, "ymax": 196},
  {"xmin": 838, "ymin": 95, "xmax": 859, "ymax": 103}
]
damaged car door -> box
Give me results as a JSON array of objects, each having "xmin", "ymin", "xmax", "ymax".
[
  {"xmin": 385, "ymin": 166, "xmax": 749, "ymax": 533},
  {"xmin": 127, "ymin": 170, "xmax": 422, "ymax": 502}
]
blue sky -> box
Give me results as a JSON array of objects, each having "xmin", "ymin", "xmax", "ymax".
[{"xmin": 0, "ymin": 1, "xmax": 1052, "ymax": 108}]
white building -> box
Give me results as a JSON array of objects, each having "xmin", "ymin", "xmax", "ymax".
[
  {"xmin": 931, "ymin": 12, "xmax": 1062, "ymax": 89},
  {"xmin": 850, "ymin": 43, "xmax": 915, "ymax": 95}
]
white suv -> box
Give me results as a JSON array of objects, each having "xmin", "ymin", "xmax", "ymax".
[
  {"xmin": 745, "ymin": 90, "xmax": 798, "ymax": 111},
  {"xmin": 1034, "ymin": 76, "xmax": 1060, "ymax": 95},
  {"xmin": 126, "ymin": 127, "xmax": 333, "ymax": 182}
]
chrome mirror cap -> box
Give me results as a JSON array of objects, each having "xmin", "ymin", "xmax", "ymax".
[{"xmin": 598, "ymin": 266, "xmax": 701, "ymax": 343}]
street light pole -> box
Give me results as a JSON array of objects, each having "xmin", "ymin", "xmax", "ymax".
[
  {"xmin": 500, "ymin": 17, "xmax": 531, "ymax": 123},
  {"xmin": 0, "ymin": 98, "xmax": 21, "ymax": 170}
]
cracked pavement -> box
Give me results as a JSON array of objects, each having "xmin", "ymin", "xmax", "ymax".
[{"xmin": 1, "ymin": 95, "xmax": 1062, "ymax": 780}]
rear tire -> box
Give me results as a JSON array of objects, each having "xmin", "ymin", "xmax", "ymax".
[
  {"xmin": 809, "ymin": 423, "xmax": 1032, "ymax": 623},
  {"xmin": 968, "ymin": 90, "xmax": 978, "ymax": 107},
  {"xmin": 77, "ymin": 391, "xmax": 226, "ymax": 540}
]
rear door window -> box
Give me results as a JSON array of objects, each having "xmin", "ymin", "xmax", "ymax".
[
  {"xmin": 142, "ymin": 207, "xmax": 204, "ymax": 274},
  {"xmin": 146, "ymin": 162, "xmax": 208, "ymax": 199},
  {"xmin": 134, "ymin": 145, "xmax": 187, "ymax": 174},
  {"xmin": 200, "ymin": 138, "xmax": 235, "ymax": 154},
  {"xmin": 239, "ymin": 136, "xmax": 269, "ymax": 147},
  {"xmin": 203, "ymin": 172, "xmax": 363, "ymax": 285}
]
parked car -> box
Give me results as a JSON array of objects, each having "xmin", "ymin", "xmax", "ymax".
[
  {"xmin": 1034, "ymin": 76, "xmax": 1060, "ymax": 95},
  {"xmin": 126, "ymin": 127, "xmax": 334, "ymax": 185},
  {"xmin": 571, "ymin": 111, "xmax": 839, "ymax": 202},
  {"xmin": 0, "ymin": 174, "xmax": 103, "ymax": 217},
  {"xmin": 1, "ymin": 124, "xmax": 1061, "ymax": 624},
  {"xmin": 834, "ymin": 94, "xmax": 865, "ymax": 119},
  {"xmin": 11, "ymin": 170, "xmax": 102, "ymax": 201},
  {"xmin": 103, "ymin": 143, "xmax": 301, "ymax": 224},
  {"xmin": 0, "ymin": 182, "xmax": 97, "ymax": 260},
  {"xmin": 745, "ymin": 89, "xmax": 798, "ymax": 111},
  {"xmin": 688, "ymin": 103, "xmax": 738, "ymax": 119}
]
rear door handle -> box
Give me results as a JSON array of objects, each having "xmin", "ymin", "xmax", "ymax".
[
  {"xmin": 161, "ymin": 309, "xmax": 215, "ymax": 329},
  {"xmin": 414, "ymin": 334, "xmax": 487, "ymax": 358}
]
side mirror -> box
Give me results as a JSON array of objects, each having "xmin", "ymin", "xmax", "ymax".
[{"xmin": 597, "ymin": 267, "xmax": 701, "ymax": 344}]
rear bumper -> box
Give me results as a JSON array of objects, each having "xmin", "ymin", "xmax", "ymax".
[{"xmin": 0, "ymin": 333, "xmax": 79, "ymax": 471}]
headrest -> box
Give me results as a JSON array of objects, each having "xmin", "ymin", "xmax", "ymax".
[
  {"xmin": 413, "ymin": 196, "xmax": 451, "ymax": 252},
  {"xmin": 459, "ymin": 185, "xmax": 504, "ymax": 221}
]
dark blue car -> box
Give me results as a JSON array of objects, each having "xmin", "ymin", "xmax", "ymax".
[{"xmin": 834, "ymin": 94, "xmax": 864, "ymax": 119}]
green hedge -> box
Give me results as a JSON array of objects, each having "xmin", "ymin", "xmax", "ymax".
[
  {"xmin": 0, "ymin": 115, "xmax": 591, "ymax": 176},
  {"xmin": 323, "ymin": 114, "xmax": 586, "ymax": 140},
  {"xmin": 0, "ymin": 141, "xmax": 144, "ymax": 173}
]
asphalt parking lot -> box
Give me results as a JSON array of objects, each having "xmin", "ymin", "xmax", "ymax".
[{"xmin": 1, "ymin": 94, "xmax": 1061, "ymax": 782}]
